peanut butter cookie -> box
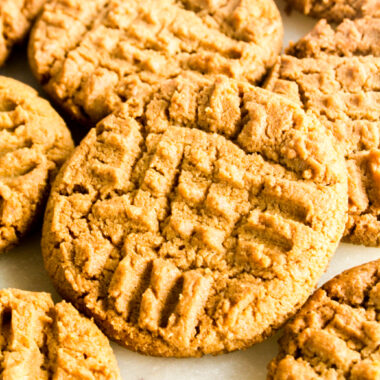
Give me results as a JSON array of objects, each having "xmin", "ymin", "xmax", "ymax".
[
  {"xmin": 287, "ymin": 17, "xmax": 380, "ymax": 58},
  {"xmin": 28, "ymin": 0, "xmax": 283, "ymax": 125},
  {"xmin": 0, "ymin": 0, "xmax": 47, "ymax": 66},
  {"xmin": 284, "ymin": 0, "xmax": 380, "ymax": 23},
  {"xmin": 41, "ymin": 75, "xmax": 347, "ymax": 357},
  {"xmin": 0, "ymin": 288, "xmax": 120, "ymax": 379},
  {"xmin": 268, "ymin": 259, "xmax": 380, "ymax": 379},
  {"xmin": 265, "ymin": 18, "xmax": 380, "ymax": 246},
  {"xmin": 0, "ymin": 76, "xmax": 73, "ymax": 253}
]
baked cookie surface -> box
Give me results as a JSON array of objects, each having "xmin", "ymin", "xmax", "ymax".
[
  {"xmin": 0, "ymin": 288, "xmax": 120, "ymax": 379},
  {"xmin": 287, "ymin": 17, "xmax": 380, "ymax": 58},
  {"xmin": 0, "ymin": 0, "xmax": 47, "ymax": 66},
  {"xmin": 284, "ymin": 0, "xmax": 380, "ymax": 23},
  {"xmin": 265, "ymin": 18, "xmax": 380, "ymax": 246},
  {"xmin": 42, "ymin": 75, "xmax": 347, "ymax": 357},
  {"xmin": 0, "ymin": 76, "xmax": 73, "ymax": 253},
  {"xmin": 268, "ymin": 259, "xmax": 380, "ymax": 379},
  {"xmin": 28, "ymin": 0, "xmax": 283, "ymax": 125}
]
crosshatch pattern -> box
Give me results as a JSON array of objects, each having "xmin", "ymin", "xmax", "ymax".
[
  {"xmin": 265, "ymin": 16, "xmax": 380, "ymax": 246},
  {"xmin": 28, "ymin": 0, "xmax": 283, "ymax": 124},
  {"xmin": 268, "ymin": 259, "xmax": 380, "ymax": 379},
  {"xmin": 42, "ymin": 76, "xmax": 348, "ymax": 357}
]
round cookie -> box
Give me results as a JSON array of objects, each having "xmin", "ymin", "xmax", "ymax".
[
  {"xmin": 268, "ymin": 259, "xmax": 380, "ymax": 380},
  {"xmin": 0, "ymin": 76, "xmax": 73, "ymax": 253},
  {"xmin": 0, "ymin": 0, "xmax": 47, "ymax": 66},
  {"xmin": 28, "ymin": 0, "xmax": 283, "ymax": 125},
  {"xmin": 265, "ymin": 18, "xmax": 380, "ymax": 246},
  {"xmin": 284, "ymin": 0, "xmax": 380, "ymax": 23},
  {"xmin": 0, "ymin": 288, "xmax": 120, "ymax": 379},
  {"xmin": 42, "ymin": 75, "xmax": 347, "ymax": 357}
]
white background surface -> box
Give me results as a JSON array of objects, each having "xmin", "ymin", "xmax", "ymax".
[{"xmin": 1, "ymin": 1, "xmax": 380, "ymax": 379}]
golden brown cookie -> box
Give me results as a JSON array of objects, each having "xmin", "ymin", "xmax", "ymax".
[
  {"xmin": 287, "ymin": 17, "xmax": 380, "ymax": 58},
  {"xmin": 0, "ymin": 0, "xmax": 47, "ymax": 66},
  {"xmin": 284, "ymin": 0, "xmax": 380, "ymax": 23},
  {"xmin": 265, "ymin": 18, "xmax": 380, "ymax": 246},
  {"xmin": 28, "ymin": 0, "xmax": 283, "ymax": 125},
  {"xmin": 41, "ymin": 75, "xmax": 347, "ymax": 357},
  {"xmin": 0, "ymin": 76, "xmax": 73, "ymax": 253},
  {"xmin": 0, "ymin": 288, "xmax": 120, "ymax": 379},
  {"xmin": 268, "ymin": 259, "xmax": 380, "ymax": 380}
]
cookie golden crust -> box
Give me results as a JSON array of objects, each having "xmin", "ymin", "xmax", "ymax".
[
  {"xmin": 0, "ymin": 76, "xmax": 73, "ymax": 253},
  {"xmin": 0, "ymin": 288, "xmax": 120, "ymax": 379},
  {"xmin": 42, "ymin": 75, "xmax": 347, "ymax": 357},
  {"xmin": 268, "ymin": 259, "xmax": 380, "ymax": 380},
  {"xmin": 287, "ymin": 17, "xmax": 380, "ymax": 58},
  {"xmin": 0, "ymin": 0, "xmax": 47, "ymax": 66},
  {"xmin": 265, "ymin": 18, "xmax": 380, "ymax": 246},
  {"xmin": 28, "ymin": 0, "xmax": 283, "ymax": 126},
  {"xmin": 285, "ymin": 0, "xmax": 380, "ymax": 23}
]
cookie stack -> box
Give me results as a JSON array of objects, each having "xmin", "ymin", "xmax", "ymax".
[{"xmin": 0, "ymin": 0, "xmax": 379, "ymax": 378}]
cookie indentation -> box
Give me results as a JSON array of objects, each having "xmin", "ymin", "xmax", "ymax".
[
  {"xmin": 28, "ymin": 0, "xmax": 283, "ymax": 125},
  {"xmin": 42, "ymin": 76, "xmax": 347, "ymax": 356},
  {"xmin": 268, "ymin": 259, "xmax": 380, "ymax": 380},
  {"xmin": 265, "ymin": 17, "xmax": 380, "ymax": 246}
]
